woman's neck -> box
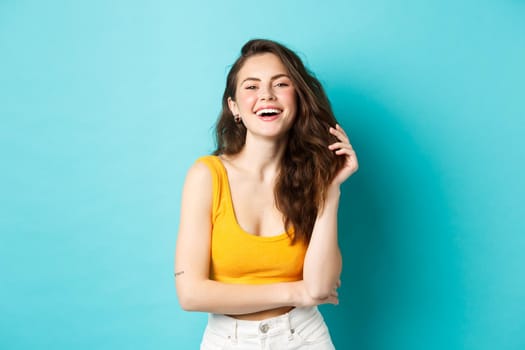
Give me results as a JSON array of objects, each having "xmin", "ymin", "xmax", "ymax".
[{"xmin": 232, "ymin": 136, "xmax": 286, "ymax": 182}]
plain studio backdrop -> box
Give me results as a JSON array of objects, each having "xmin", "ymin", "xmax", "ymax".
[{"xmin": 1, "ymin": 1, "xmax": 524, "ymax": 349}]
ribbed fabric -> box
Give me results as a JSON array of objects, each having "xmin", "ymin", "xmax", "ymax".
[{"xmin": 197, "ymin": 155, "xmax": 307, "ymax": 285}]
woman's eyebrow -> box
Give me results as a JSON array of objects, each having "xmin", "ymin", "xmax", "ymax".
[{"xmin": 240, "ymin": 74, "xmax": 290, "ymax": 85}]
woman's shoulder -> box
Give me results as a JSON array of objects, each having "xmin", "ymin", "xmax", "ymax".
[
  {"xmin": 183, "ymin": 155, "xmax": 224, "ymax": 212},
  {"xmin": 193, "ymin": 154, "xmax": 223, "ymax": 173},
  {"xmin": 185, "ymin": 155, "xmax": 223, "ymax": 181},
  {"xmin": 182, "ymin": 156, "xmax": 216, "ymax": 194},
  {"xmin": 195, "ymin": 154, "xmax": 220, "ymax": 165}
]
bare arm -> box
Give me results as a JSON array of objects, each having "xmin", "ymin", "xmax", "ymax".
[
  {"xmin": 174, "ymin": 162, "xmax": 337, "ymax": 314},
  {"xmin": 303, "ymin": 186, "xmax": 343, "ymax": 299},
  {"xmin": 303, "ymin": 124, "xmax": 359, "ymax": 299}
]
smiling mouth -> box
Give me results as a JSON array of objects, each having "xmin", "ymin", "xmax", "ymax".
[{"xmin": 256, "ymin": 108, "xmax": 282, "ymax": 117}]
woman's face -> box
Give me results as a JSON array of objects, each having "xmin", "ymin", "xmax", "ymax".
[{"xmin": 228, "ymin": 53, "xmax": 297, "ymax": 140}]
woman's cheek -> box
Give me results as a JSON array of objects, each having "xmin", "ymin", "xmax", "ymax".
[{"xmin": 239, "ymin": 94, "xmax": 258, "ymax": 110}]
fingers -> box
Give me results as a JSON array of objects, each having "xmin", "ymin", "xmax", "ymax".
[
  {"xmin": 329, "ymin": 143, "xmax": 356, "ymax": 159},
  {"xmin": 326, "ymin": 281, "xmax": 341, "ymax": 305},
  {"xmin": 311, "ymin": 283, "xmax": 341, "ymax": 306},
  {"xmin": 328, "ymin": 142, "xmax": 354, "ymax": 153},
  {"xmin": 326, "ymin": 295, "xmax": 339, "ymax": 305},
  {"xmin": 328, "ymin": 124, "xmax": 355, "ymax": 154},
  {"xmin": 336, "ymin": 124, "xmax": 348, "ymax": 138},
  {"xmin": 318, "ymin": 293, "xmax": 339, "ymax": 306},
  {"xmin": 328, "ymin": 288, "xmax": 339, "ymax": 305},
  {"xmin": 332, "ymin": 280, "xmax": 341, "ymax": 297},
  {"xmin": 329, "ymin": 124, "xmax": 349, "ymax": 143}
]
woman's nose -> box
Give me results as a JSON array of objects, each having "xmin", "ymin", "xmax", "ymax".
[{"xmin": 258, "ymin": 86, "xmax": 275, "ymax": 100}]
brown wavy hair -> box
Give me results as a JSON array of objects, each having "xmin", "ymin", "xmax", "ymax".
[{"xmin": 214, "ymin": 39, "xmax": 345, "ymax": 244}]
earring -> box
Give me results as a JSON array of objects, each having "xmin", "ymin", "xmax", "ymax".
[{"xmin": 234, "ymin": 115, "xmax": 242, "ymax": 123}]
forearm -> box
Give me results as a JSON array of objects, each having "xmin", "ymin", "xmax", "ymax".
[
  {"xmin": 176, "ymin": 278, "xmax": 299, "ymax": 315},
  {"xmin": 303, "ymin": 186, "xmax": 343, "ymax": 299}
]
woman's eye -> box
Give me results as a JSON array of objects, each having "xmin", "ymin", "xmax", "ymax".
[
  {"xmin": 275, "ymin": 82, "xmax": 289, "ymax": 87},
  {"xmin": 245, "ymin": 85, "xmax": 257, "ymax": 90}
]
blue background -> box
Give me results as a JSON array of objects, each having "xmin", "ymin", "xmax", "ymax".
[{"xmin": 1, "ymin": 1, "xmax": 524, "ymax": 349}]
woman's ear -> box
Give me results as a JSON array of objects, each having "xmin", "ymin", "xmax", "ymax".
[{"xmin": 227, "ymin": 97, "xmax": 239, "ymax": 117}]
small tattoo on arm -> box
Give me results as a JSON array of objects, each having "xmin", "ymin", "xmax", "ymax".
[{"xmin": 174, "ymin": 270, "xmax": 185, "ymax": 277}]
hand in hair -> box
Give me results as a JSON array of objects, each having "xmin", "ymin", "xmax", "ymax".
[{"xmin": 328, "ymin": 124, "xmax": 359, "ymax": 187}]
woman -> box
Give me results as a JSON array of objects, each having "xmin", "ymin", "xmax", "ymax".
[{"xmin": 174, "ymin": 39, "xmax": 358, "ymax": 349}]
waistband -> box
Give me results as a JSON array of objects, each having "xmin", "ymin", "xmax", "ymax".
[{"xmin": 207, "ymin": 306, "xmax": 319, "ymax": 340}]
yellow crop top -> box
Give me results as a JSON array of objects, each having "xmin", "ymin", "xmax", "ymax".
[{"xmin": 197, "ymin": 155, "xmax": 307, "ymax": 285}]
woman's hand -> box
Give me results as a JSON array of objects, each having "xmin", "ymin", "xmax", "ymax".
[
  {"xmin": 328, "ymin": 124, "xmax": 359, "ymax": 187},
  {"xmin": 291, "ymin": 280, "xmax": 341, "ymax": 307}
]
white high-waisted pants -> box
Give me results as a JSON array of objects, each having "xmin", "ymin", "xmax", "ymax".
[{"xmin": 200, "ymin": 306, "xmax": 335, "ymax": 349}]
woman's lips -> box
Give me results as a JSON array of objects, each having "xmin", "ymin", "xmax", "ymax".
[
  {"xmin": 255, "ymin": 107, "xmax": 283, "ymax": 116},
  {"xmin": 258, "ymin": 113, "xmax": 281, "ymax": 121},
  {"xmin": 255, "ymin": 107, "xmax": 283, "ymax": 121}
]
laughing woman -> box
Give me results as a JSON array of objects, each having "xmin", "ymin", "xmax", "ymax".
[{"xmin": 174, "ymin": 39, "xmax": 358, "ymax": 349}]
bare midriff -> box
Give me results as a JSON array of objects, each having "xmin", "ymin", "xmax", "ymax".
[{"xmin": 228, "ymin": 306, "xmax": 294, "ymax": 321}]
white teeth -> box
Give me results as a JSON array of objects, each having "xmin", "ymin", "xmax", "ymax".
[{"xmin": 256, "ymin": 108, "xmax": 282, "ymax": 116}]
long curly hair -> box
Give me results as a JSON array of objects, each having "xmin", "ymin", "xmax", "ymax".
[{"xmin": 214, "ymin": 39, "xmax": 345, "ymax": 244}]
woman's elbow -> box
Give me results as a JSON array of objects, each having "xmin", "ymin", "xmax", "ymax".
[
  {"xmin": 306, "ymin": 285, "xmax": 333, "ymax": 300},
  {"xmin": 177, "ymin": 292, "xmax": 198, "ymax": 311},
  {"xmin": 303, "ymin": 274, "xmax": 341, "ymax": 300},
  {"xmin": 175, "ymin": 283, "xmax": 201, "ymax": 311}
]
